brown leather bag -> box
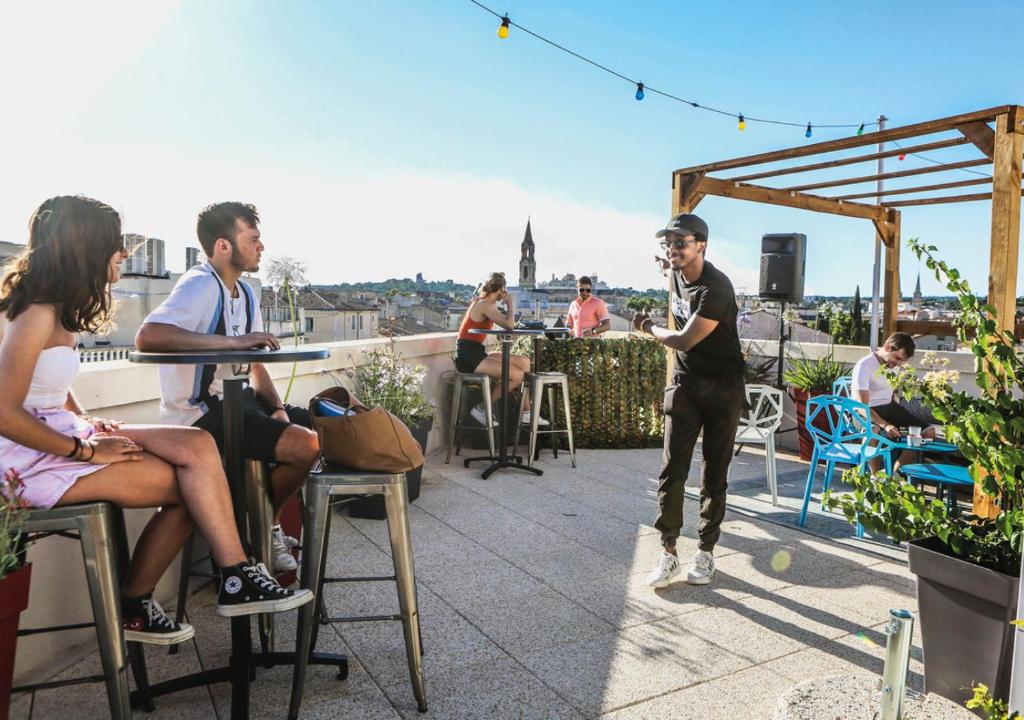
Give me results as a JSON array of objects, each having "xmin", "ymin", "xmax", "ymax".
[{"xmin": 309, "ymin": 386, "xmax": 424, "ymax": 473}]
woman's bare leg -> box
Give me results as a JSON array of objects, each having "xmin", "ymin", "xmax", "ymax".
[
  {"xmin": 58, "ymin": 426, "xmax": 247, "ymax": 595},
  {"xmin": 479, "ymin": 354, "xmax": 530, "ymax": 410}
]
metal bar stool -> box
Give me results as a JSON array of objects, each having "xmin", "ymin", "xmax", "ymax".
[
  {"xmin": 288, "ymin": 463, "xmax": 427, "ymax": 720},
  {"xmin": 445, "ymin": 371, "xmax": 496, "ymax": 463},
  {"xmin": 170, "ymin": 460, "xmax": 277, "ymax": 655},
  {"xmin": 13, "ymin": 501, "xmax": 153, "ymax": 718},
  {"xmin": 514, "ymin": 372, "xmax": 576, "ymax": 468}
]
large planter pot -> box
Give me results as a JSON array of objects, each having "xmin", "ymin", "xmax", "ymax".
[
  {"xmin": 0, "ymin": 563, "xmax": 32, "ymax": 720},
  {"xmin": 907, "ymin": 537, "xmax": 1018, "ymax": 710},
  {"xmin": 348, "ymin": 416, "xmax": 432, "ymax": 520},
  {"xmin": 789, "ymin": 388, "xmax": 830, "ymax": 461}
]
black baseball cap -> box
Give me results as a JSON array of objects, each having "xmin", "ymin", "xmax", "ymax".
[{"xmin": 656, "ymin": 213, "xmax": 709, "ymax": 241}]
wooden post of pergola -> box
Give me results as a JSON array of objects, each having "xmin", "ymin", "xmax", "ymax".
[{"xmin": 668, "ymin": 105, "xmax": 1024, "ymax": 347}]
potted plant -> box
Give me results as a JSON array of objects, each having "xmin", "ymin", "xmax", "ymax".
[
  {"xmin": 783, "ymin": 349, "xmax": 849, "ymax": 460},
  {"xmin": 826, "ymin": 238, "xmax": 1022, "ymax": 711},
  {"xmin": 1, "ymin": 469, "xmax": 31, "ymax": 718},
  {"xmin": 347, "ymin": 340, "xmax": 434, "ymax": 519}
]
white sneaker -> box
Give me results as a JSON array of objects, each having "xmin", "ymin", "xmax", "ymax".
[
  {"xmin": 271, "ymin": 527, "xmax": 298, "ymax": 573},
  {"xmin": 274, "ymin": 525, "xmax": 300, "ymax": 550},
  {"xmin": 521, "ymin": 412, "xmax": 550, "ymax": 426},
  {"xmin": 470, "ymin": 405, "xmax": 497, "ymax": 427},
  {"xmin": 686, "ymin": 550, "xmax": 715, "ymax": 585},
  {"xmin": 646, "ymin": 551, "xmax": 681, "ymax": 588}
]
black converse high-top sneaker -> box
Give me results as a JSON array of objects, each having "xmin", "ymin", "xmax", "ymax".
[
  {"xmin": 216, "ymin": 560, "xmax": 314, "ymax": 617},
  {"xmin": 122, "ymin": 594, "xmax": 196, "ymax": 646}
]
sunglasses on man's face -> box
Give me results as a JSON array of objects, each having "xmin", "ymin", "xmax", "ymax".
[
  {"xmin": 578, "ymin": 287, "xmax": 592, "ymax": 294},
  {"xmin": 660, "ymin": 236, "xmax": 699, "ymax": 250}
]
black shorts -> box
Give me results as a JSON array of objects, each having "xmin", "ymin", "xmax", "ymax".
[
  {"xmin": 454, "ymin": 339, "xmax": 487, "ymax": 374},
  {"xmin": 193, "ymin": 387, "xmax": 312, "ymax": 463},
  {"xmin": 873, "ymin": 400, "xmax": 936, "ymax": 429}
]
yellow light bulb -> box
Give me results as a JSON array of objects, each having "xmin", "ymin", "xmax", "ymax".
[
  {"xmin": 498, "ymin": 16, "xmax": 510, "ymax": 39},
  {"xmin": 738, "ymin": 114, "xmax": 746, "ymax": 131}
]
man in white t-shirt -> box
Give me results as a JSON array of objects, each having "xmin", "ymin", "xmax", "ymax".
[
  {"xmin": 852, "ymin": 332, "xmax": 938, "ymax": 466},
  {"xmin": 136, "ymin": 202, "xmax": 317, "ymax": 573}
]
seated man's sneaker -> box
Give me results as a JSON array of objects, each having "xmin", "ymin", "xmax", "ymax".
[
  {"xmin": 122, "ymin": 594, "xmax": 196, "ymax": 646},
  {"xmin": 216, "ymin": 561, "xmax": 314, "ymax": 617},
  {"xmin": 646, "ymin": 551, "xmax": 681, "ymax": 588},
  {"xmin": 271, "ymin": 526, "xmax": 298, "ymax": 573},
  {"xmin": 470, "ymin": 404, "xmax": 497, "ymax": 427},
  {"xmin": 686, "ymin": 550, "xmax": 715, "ymax": 585},
  {"xmin": 520, "ymin": 412, "xmax": 550, "ymax": 426}
]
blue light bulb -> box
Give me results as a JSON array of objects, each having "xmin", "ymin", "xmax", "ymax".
[
  {"xmin": 805, "ymin": 122, "xmax": 812, "ymax": 138},
  {"xmin": 635, "ymin": 82, "xmax": 644, "ymax": 101}
]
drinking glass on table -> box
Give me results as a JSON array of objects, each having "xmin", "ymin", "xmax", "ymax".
[{"xmin": 908, "ymin": 426, "xmax": 922, "ymax": 447}]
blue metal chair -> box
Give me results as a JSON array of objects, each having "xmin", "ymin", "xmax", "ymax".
[
  {"xmin": 899, "ymin": 463, "xmax": 974, "ymax": 515},
  {"xmin": 799, "ymin": 395, "xmax": 897, "ymax": 535},
  {"xmin": 832, "ymin": 376, "xmax": 853, "ymax": 398}
]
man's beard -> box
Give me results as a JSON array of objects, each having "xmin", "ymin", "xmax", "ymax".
[{"xmin": 229, "ymin": 253, "xmax": 257, "ymax": 273}]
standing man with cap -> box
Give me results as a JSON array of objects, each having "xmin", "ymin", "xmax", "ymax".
[{"xmin": 632, "ymin": 213, "xmax": 745, "ymax": 587}]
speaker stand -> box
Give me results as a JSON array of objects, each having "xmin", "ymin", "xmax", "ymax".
[{"xmin": 776, "ymin": 301, "xmax": 787, "ymax": 388}]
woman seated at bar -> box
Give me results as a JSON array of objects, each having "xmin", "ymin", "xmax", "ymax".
[
  {"xmin": 454, "ymin": 271, "xmax": 545, "ymax": 426},
  {"xmin": 0, "ymin": 196, "xmax": 313, "ymax": 647}
]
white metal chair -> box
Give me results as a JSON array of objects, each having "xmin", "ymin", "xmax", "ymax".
[{"xmin": 735, "ymin": 384, "xmax": 785, "ymax": 505}]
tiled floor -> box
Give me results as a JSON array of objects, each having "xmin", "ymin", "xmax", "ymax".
[{"xmin": 11, "ymin": 445, "xmax": 961, "ymax": 719}]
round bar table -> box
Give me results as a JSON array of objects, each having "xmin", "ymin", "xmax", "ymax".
[
  {"xmin": 128, "ymin": 347, "xmax": 341, "ymax": 719},
  {"xmin": 464, "ymin": 328, "xmax": 545, "ymax": 479}
]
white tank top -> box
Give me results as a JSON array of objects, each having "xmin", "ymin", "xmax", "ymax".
[{"xmin": 24, "ymin": 345, "xmax": 79, "ymax": 409}]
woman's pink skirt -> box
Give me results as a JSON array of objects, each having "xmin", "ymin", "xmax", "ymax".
[{"xmin": 0, "ymin": 408, "xmax": 109, "ymax": 509}]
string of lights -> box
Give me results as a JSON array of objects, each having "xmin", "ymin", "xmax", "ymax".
[
  {"xmin": 468, "ymin": 0, "xmax": 878, "ymax": 137},
  {"xmin": 890, "ymin": 139, "xmax": 993, "ymax": 178}
]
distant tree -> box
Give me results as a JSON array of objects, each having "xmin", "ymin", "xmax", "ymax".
[
  {"xmin": 851, "ymin": 285, "xmax": 865, "ymax": 345},
  {"xmin": 264, "ymin": 256, "xmax": 308, "ymax": 401}
]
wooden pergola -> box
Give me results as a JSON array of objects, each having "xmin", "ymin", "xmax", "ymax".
[{"xmin": 670, "ymin": 105, "xmax": 1024, "ymax": 339}]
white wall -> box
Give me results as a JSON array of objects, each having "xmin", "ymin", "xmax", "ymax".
[{"xmin": 14, "ymin": 332, "xmax": 458, "ymax": 686}]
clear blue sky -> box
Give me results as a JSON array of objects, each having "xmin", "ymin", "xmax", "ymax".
[{"xmin": 2, "ymin": 0, "xmax": 1022, "ymax": 296}]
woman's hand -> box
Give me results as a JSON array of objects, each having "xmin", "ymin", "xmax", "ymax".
[{"xmin": 87, "ymin": 434, "xmax": 145, "ymax": 464}]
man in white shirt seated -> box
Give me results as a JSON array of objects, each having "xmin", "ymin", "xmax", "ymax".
[
  {"xmin": 136, "ymin": 202, "xmax": 317, "ymax": 574},
  {"xmin": 851, "ymin": 332, "xmax": 938, "ymax": 467}
]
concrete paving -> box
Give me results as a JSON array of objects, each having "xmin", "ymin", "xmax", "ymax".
[{"xmin": 11, "ymin": 446, "xmax": 948, "ymax": 719}]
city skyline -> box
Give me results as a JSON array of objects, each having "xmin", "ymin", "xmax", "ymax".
[{"xmin": 1, "ymin": 2, "xmax": 1022, "ymax": 295}]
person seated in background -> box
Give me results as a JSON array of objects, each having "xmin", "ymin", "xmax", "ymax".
[
  {"xmin": 566, "ymin": 276, "xmax": 610, "ymax": 338},
  {"xmin": 0, "ymin": 196, "xmax": 312, "ymax": 647},
  {"xmin": 454, "ymin": 271, "xmax": 545, "ymax": 427},
  {"xmin": 852, "ymin": 332, "xmax": 938, "ymax": 469},
  {"xmin": 135, "ymin": 202, "xmax": 318, "ymax": 574}
]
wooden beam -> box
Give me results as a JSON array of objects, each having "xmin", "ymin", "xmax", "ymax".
[
  {"xmin": 728, "ymin": 137, "xmax": 971, "ymax": 183},
  {"xmin": 675, "ymin": 105, "xmax": 1013, "ymax": 174},
  {"xmin": 883, "ymin": 210, "xmax": 901, "ymax": 340},
  {"xmin": 673, "ymin": 171, "xmax": 706, "ymax": 213},
  {"xmin": 831, "ymin": 176, "xmax": 991, "ymax": 201},
  {"xmin": 957, "ymin": 121, "xmax": 995, "ymax": 160},
  {"xmin": 871, "ymin": 219, "xmax": 893, "ymax": 247},
  {"xmin": 696, "ymin": 176, "xmax": 888, "ymax": 222},
  {"xmin": 988, "ymin": 108, "xmax": 1024, "ymax": 334},
  {"xmin": 886, "ymin": 191, "xmax": 1011, "ymax": 207},
  {"xmin": 783, "ymin": 159, "xmax": 991, "ymax": 193}
]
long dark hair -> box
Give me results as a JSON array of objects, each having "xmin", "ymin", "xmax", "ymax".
[{"xmin": 0, "ymin": 196, "xmax": 123, "ymax": 333}]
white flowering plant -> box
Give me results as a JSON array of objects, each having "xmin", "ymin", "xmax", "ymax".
[
  {"xmin": 351, "ymin": 340, "xmax": 434, "ymax": 428},
  {"xmin": 1, "ymin": 469, "xmax": 29, "ymax": 579}
]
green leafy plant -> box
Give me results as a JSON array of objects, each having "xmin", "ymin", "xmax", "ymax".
[
  {"xmin": 783, "ymin": 348, "xmax": 848, "ymax": 394},
  {"xmin": 826, "ymin": 238, "xmax": 1023, "ymax": 576},
  {"xmin": 512, "ymin": 335, "xmax": 666, "ymax": 448},
  {"xmin": 351, "ymin": 340, "xmax": 433, "ymax": 427},
  {"xmin": 1, "ymin": 469, "xmax": 29, "ymax": 579},
  {"xmin": 966, "ymin": 683, "xmax": 1018, "ymax": 719}
]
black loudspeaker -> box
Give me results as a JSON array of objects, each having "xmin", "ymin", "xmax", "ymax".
[{"xmin": 759, "ymin": 233, "xmax": 806, "ymax": 303}]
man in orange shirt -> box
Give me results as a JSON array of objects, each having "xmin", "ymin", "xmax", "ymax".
[{"xmin": 566, "ymin": 276, "xmax": 610, "ymax": 338}]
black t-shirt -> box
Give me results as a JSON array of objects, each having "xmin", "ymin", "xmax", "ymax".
[{"xmin": 669, "ymin": 260, "xmax": 745, "ymax": 377}]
